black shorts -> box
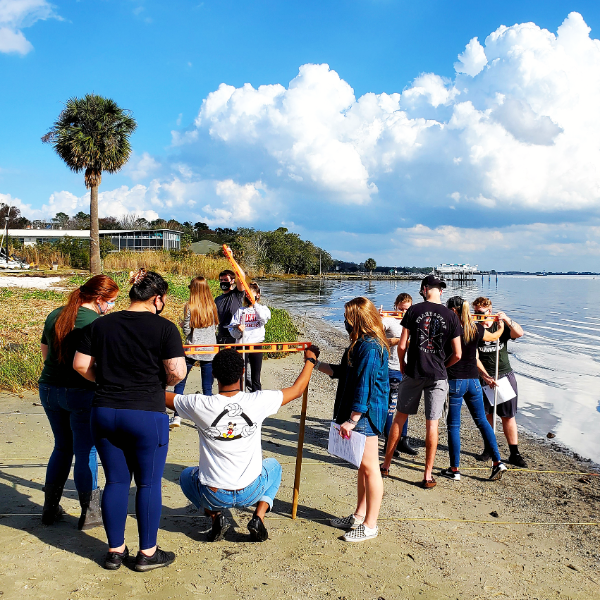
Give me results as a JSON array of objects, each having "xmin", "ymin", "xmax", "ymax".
[{"xmin": 482, "ymin": 371, "xmax": 518, "ymax": 419}]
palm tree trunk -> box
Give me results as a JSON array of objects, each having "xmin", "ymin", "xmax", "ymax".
[{"xmin": 89, "ymin": 184, "xmax": 101, "ymax": 274}]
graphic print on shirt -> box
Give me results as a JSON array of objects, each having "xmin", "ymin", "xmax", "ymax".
[
  {"xmin": 416, "ymin": 312, "xmax": 448, "ymax": 354},
  {"xmin": 202, "ymin": 403, "xmax": 257, "ymax": 441}
]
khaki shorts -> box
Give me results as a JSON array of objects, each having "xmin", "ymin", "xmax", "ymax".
[{"xmin": 396, "ymin": 376, "xmax": 448, "ymax": 421}]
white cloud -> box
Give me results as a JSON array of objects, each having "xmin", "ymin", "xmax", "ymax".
[
  {"xmin": 0, "ymin": 0, "xmax": 57, "ymax": 55},
  {"xmin": 454, "ymin": 37, "xmax": 487, "ymax": 77},
  {"xmin": 172, "ymin": 12, "xmax": 600, "ymax": 219},
  {"xmin": 126, "ymin": 152, "xmax": 161, "ymax": 181}
]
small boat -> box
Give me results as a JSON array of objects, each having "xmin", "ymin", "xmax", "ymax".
[{"xmin": 537, "ymin": 271, "xmax": 547, "ymax": 276}]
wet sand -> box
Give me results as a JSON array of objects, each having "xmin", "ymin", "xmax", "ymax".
[{"xmin": 0, "ymin": 316, "xmax": 599, "ymax": 599}]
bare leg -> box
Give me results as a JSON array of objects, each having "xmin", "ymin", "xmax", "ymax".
[
  {"xmin": 355, "ymin": 464, "xmax": 367, "ymax": 517},
  {"xmin": 381, "ymin": 412, "xmax": 408, "ymax": 470},
  {"xmin": 361, "ymin": 436, "xmax": 383, "ymax": 530},
  {"xmin": 424, "ymin": 419, "xmax": 439, "ymax": 481},
  {"xmin": 501, "ymin": 416, "xmax": 518, "ymax": 445}
]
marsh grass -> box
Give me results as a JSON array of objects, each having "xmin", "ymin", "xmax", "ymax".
[{"xmin": 0, "ymin": 274, "xmax": 297, "ymax": 392}]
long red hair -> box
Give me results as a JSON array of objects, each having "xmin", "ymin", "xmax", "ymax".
[{"xmin": 54, "ymin": 275, "xmax": 119, "ymax": 363}]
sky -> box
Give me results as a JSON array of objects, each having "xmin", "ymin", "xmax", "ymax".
[{"xmin": 2, "ymin": 1, "xmax": 600, "ymax": 271}]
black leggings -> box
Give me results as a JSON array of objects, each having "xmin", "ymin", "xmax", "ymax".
[{"xmin": 245, "ymin": 353, "xmax": 263, "ymax": 392}]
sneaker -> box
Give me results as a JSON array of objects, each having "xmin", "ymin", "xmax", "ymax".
[
  {"xmin": 440, "ymin": 468, "xmax": 461, "ymax": 481},
  {"xmin": 134, "ymin": 547, "xmax": 175, "ymax": 572},
  {"xmin": 247, "ymin": 516, "xmax": 269, "ymax": 542},
  {"xmin": 343, "ymin": 523, "xmax": 378, "ymax": 542},
  {"xmin": 207, "ymin": 514, "xmax": 230, "ymax": 542},
  {"xmin": 104, "ymin": 546, "xmax": 129, "ymax": 571},
  {"xmin": 169, "ymin": 416, "xmax": 181, "ymax": 430},
  {"xmin": 508, "ymin": 453, "xmax": 528, "ymax": 468},
  {"xmin": 330, "ymin": 514, "xmax": 365, "ymax": 530},
  {"xmin": 489, "ymin": 462, "xmax": 508, "ymax": 481},
  {"xmin": 475, "ymin": 449, "xmax": 492, "ymax": 462}
]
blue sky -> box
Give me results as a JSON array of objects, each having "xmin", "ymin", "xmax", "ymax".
[{"xmin": 2, "ymin": 1, "xmax": 600, "ymax": 270}]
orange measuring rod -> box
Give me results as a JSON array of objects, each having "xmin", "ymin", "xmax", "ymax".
[
  {"xmin": 184, "ymin": 341, "xmax": 313, "ymax": 355},
  {"xmin": 223, "ymin": 244, "xmax": 255, "ymax": 305}
]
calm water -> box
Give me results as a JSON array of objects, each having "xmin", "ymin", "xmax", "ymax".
[{"xmin": 260, "ymin": 276, "xmax": 600, "ymax": 464}]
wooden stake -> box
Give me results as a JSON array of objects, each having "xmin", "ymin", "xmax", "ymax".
[{"xmin": 292, "ymin": 384, "xmax": 309, "ymax": 519}]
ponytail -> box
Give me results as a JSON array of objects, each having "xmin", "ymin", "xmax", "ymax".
[
  {"xmin": 461, "ymin": 301, "xmax": 477, "ymax": 343},
  {"xmin": 54, "ymin": 275, "xmax": 119, "ymax": 363}
]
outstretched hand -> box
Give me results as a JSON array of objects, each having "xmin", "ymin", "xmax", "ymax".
[{"xmin": 305, "ymin": 344, "xmax": 320, "ymax": 360}]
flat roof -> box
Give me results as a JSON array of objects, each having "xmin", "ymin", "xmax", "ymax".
[{"xmin": 7, "ymin": 228, "xmax": 183, "ymax": 236}]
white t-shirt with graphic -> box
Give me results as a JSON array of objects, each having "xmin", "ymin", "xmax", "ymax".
[
  {"xmin": 174, "ymin": 390, "xmax": 283, "ymax": 489},
  {"xmin": 227, "ymin": 303, "xmax": 271, "ymax": 344},
  {"xmin": 382, "ymin": 316, "xmax": 403, "ymax": 371}
]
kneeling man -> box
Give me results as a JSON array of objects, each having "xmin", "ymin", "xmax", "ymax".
[{"xmin": 166, "ymin": 346, "xmax": 318, "ymax": 542}]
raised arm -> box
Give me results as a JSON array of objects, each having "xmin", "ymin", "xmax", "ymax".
[
  {"xmin": 482, "ymin": 320, "xmax": 504, "ymax": 342},
  {"xmin": 281, "ymin": 346, "xmax": 319, "ymax": 405},
  {"xmin": 163, "ymin": 356, "xmax": 187, "ymax": 386},
  {"xmin": 235, "ymin": 264, "xmax": 246, "ymax": 292},
  {"xmin": 73, "ymin": 351, "xmax": 96, "ymax": 382},
  {"xmin": 497, "ymin": 311, "xmax": 524, "ymax": 339}
]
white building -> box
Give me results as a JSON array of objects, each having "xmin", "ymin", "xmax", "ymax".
[{"xmin": 7, "ymin": 229, "xmax": 182, "ymax": 251}]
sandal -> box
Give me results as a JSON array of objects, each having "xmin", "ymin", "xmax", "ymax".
[
  {"xmin": 380, "ymin": 464, "xmax": 390, "ymax": 478},
  {"xmin": 421, "ymin": 477, "xmax": 436, "ymax": 489}
]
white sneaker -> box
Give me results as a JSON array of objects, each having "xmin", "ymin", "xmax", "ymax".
[
  {"xmin": 330, "ymin": 514, "xmax": 365, "ymax": 530},
  {"xmin": 169, "ymin": 416, "xmax": 181, "ymax": 429},
  {"xmin": 343, "ymin": 523, "xmax": 378, "ymax": 542}
]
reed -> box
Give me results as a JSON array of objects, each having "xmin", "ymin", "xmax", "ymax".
[{"xmin": 103, "ymin": 251, "xmax": 234, "ymax": 279}]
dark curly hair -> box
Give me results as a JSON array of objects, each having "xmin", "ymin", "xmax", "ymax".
[
  {"xmin": 128, "ymin": 269, "xmax": 169, "ymax": 301},
  {"xmin": 212, "ymin": 348, "xmax": 244, "ymax": 386}
]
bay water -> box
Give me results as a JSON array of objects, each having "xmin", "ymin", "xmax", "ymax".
[{"xmin": 260, "ymin": 275, "xmax": 600, "ymax": 464}]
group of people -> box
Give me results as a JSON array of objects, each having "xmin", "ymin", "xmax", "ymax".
[{"xmin": 37, "ymin": 268, "xmax": 525, "ymax": 569}]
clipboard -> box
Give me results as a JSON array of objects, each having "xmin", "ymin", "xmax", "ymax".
[
  {"xmin": 327, "ymin": 422, "xmax": 366, "ymax": 468},
  {"xmin": 483, "ymin": 376, "xmax": 516, "ymax": 405}
]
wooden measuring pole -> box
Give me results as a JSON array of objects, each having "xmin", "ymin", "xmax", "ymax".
[{"xmin": 292, "ymin": 384, "xmax": 309, "ymax": 519}]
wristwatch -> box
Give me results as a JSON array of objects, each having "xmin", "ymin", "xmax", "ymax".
[{"xmin": 305, "ymin": 357, "xmax": 317, "ymax": 365}]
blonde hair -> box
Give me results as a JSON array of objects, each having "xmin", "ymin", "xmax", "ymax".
[
  {"xmin": 459, "ymin": 300, "xmax": 478, "ymax": 343},
  {"xmin": 344, "ymin": 297, "xmax": 390, "ymax": 365},
  {"xmin": 187, "ymin": 276, "xmax": 219, "ymax": 328}
]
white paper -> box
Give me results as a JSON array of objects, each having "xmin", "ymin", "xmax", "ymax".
[
  {"xmin": 483, "ymin": 376, "xmax": 517, "ymax": 406},
  {"xmin": 327, "ymin": 422, "xmax": 366, "ymax": 468}
]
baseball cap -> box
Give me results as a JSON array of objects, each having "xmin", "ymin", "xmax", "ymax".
[{"xmin": 420, "ymin": 274, "xmax": 447, "ymax": 290}]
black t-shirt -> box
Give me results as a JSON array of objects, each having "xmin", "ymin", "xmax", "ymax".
[
  {"xmin": 215, "ymin": 289, "xmax": 245, "ymax": 342},
  {"xmin": 77, "ymin": 311, "xmax": 185, "ymax": 412},
  {"xmin": 401, "ymin": 301, "xmax": 461, "ymax": 380},
  {"xmin": 478, "ymin": 323, "xmax": 513, "ymax": 377},
  {"xmin": 447, "ymin": 323, "xmax": 485, "ymax": 380}
]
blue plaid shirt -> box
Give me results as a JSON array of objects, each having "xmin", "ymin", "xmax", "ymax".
[{"xmin": 331, "ymin": 337, "xmax": 389, "ymax": 434}]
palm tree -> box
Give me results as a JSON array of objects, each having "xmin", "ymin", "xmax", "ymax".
[{"xmin": 42, "ymin": 94, "xmax": 137, "ymax": 274}]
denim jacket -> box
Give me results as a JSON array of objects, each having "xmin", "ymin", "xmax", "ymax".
[{"xmin": 331, "ymin": 337, "xmax": 389, "ymax": 434}]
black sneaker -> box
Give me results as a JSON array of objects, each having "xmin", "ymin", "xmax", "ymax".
[
  {"xmin": 134, "ymin": 548, "xmax": 175, "ymax": 572},
  {"xmin": 207, "ymin": 514, "xmax": 230, "ymax": 542},
  {"xmin": 508, "ymin": 453, "xmax": 528, "ymax": 468},
  {"xmin": 440, "ymin": 468, "xmax": 461, "ymax": 481},
  {"xmin": 475, "ymin": 449, "xmax": 492, "ymax": 462},
  {"xmin": 247, "ymin": 516, "xmax": 269, "ymax": 542},
  {"xmin": 104, "ymin": 546, "xmax": 129, "ymax": 571},
  {"xmin": 489, "ymin": 462, "xmax": 508, "ymax": 481}
]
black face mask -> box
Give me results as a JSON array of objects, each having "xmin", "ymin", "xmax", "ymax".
[
  {"xmin": 220, "ymin": 281, "xmax": 232, "ymax": 292},
  {"xmin": 344, "ymin": 319, "xmax": 353, "ymax": 334},
  {"xmin": 155, "ymin": 298, "xmax": 165, "ymax": 315}
]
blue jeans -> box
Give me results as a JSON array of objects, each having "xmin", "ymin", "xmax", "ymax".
[
  {"xmin": 384, "ymin": 370, "xmax": 408, "ymax": 438},
  {"xmin": 174, "ymin": 358, "xmax": 213, "ymax": 396},
  {"xmin": 180, "ymin": 458, "xmax": 282, "ymax": 511},
  {"xmin": 447, "ymin": 378, "xmax": 502, "ymax": 468},
  {"xmin": 39, "ymin": 383, "xmax": 98, "ymax": 493},
  {"xmin": 91, "ymin": 407, "xmax": 169, "ymax": 550}
]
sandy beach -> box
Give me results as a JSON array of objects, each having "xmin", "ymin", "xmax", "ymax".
[{"xmin": 0, "ymin": 315, "xmax": 599, "ymax": 599}]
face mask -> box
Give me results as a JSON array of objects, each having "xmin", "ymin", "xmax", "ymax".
[
  {"xmin": 220, "ymin": 281, "xmax": 232, "ymax": 291},
  {"xmin": 97, "ymin": 301, "xmax": 115, "ymax": 315},
  {"xmin": 344, "ymin": 319, "xmax": 353, "ymax": 334},
  {"xmin": 155, "ymin": 298, "xmax": 165, "ymax": 315}
]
